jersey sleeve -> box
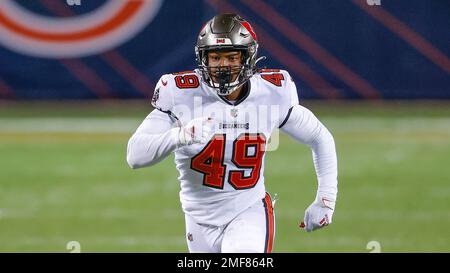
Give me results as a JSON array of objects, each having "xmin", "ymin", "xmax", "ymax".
[
  {"xmin": 151, "ymin": 74, "xmax": 175, "ymax": 114},
  {"xmin": 280, "ymin": 105, "xmax": 338, "ymax": 200},
  {"xmin": 127, "ymin": 109, "xmax": 179, "ymax": 169},
  {"xmin": 279, "ymin": 70, "xmax": 299, "ymax": 128}
]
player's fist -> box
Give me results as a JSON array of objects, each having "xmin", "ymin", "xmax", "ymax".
[
  {"xmin": 300, "ymin": 196, "xmax": 335, "ymax": 232},
  {"xmin": 178, "ymin": 117, "xmax": 214, "ymax": 146}
]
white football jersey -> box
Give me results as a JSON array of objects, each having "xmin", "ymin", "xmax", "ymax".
[{"xmin": 152, "ymin": 69, "xmax": 298, "ymax": 226}]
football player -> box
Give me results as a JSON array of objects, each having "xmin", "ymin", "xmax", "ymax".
[{"xmin": 127, "ymin": 14, "xmax": 338, "ymax": 253}]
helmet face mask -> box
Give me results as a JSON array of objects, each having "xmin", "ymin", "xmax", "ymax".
[
  {"xmin": 202, "ymin": 50, "xmax": 247, "ymax": 95},
  {"xmin": 195, "ymin": 14, "xmax": 260, "ymax": 96},
  {"xmin": 208, "ymin": 65, "xmax": 238, "ymax": 95}
]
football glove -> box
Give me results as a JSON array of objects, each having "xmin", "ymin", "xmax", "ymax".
[
  {"xmin": 177, "ymin": 117, "xmax": 214, "ymax": 146},
  {"xmin": 300, "ymin": 195, "xmax": 335, "ymax": 232}
]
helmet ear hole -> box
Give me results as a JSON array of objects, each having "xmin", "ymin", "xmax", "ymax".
[{"xmin": 239, "ymin": 50, "xmax": 246, "ymax": 64}]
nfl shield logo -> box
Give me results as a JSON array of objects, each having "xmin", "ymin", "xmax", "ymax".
[{"xmin": 230, "ymin": 108, "xmax": 238, "ymax": 117}]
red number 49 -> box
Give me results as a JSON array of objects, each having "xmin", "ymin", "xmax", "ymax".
[{"xmin": 191, "ymin": 133, "xmax": 266, "ymax": 190}]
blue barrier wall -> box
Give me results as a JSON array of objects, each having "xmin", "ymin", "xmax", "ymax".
[{"xmin": 0, "ymin": 0, "xmax": 448, "ymax": 100}]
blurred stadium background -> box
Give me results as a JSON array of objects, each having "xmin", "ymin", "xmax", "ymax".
[{"xmin": 0, "ymin": 0, "xmax": 449, "ymax": 252}]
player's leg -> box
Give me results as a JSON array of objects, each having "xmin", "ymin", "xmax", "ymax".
[
  {"xmin": 184, "ymin": 214, "xmax": 223, "ymax": 253},
  {"xmin": 221, "ymin": 193, "xmax": 275, "ymax": 253}
]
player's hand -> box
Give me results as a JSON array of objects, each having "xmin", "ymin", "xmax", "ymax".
[
  {"xmin": 178, "ymin": 117, "xmax": 214, "ymax": 146},
  {"xmin": 300, "ymin": 196, "xmax": 335, "ymax": 232}
]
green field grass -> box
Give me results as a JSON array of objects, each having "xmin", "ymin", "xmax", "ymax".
[{"xmin": 0, "ymin": 101, "xmax": 449, "ymax": 252}]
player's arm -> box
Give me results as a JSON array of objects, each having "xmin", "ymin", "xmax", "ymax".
[
  {"xmin": 127, "ymin": 74, "xmax": 215, "ymax": 169},
  {"xmin": 127, "ymin": 75, "xmax": 179, "ymax": 169},
  {"xmin": 127, "ymin": 109, "xmax": 215, "ymax": 169},
  {"xmin": 280, "ymin": 104, "xmax": 338, "ymax": 232},
  {"xmin": 127, "ymin": 109, "xmax": 178, "ymax": 169}
]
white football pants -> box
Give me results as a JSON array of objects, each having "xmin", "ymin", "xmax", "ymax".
[{"xmin": 184, "ymin": 192, "xmax": 275, "ymax": 253}]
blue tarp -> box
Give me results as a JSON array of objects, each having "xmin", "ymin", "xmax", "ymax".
[{"xmin": 0, "ymin": 0, "xmax": 448, "ymax": 99}]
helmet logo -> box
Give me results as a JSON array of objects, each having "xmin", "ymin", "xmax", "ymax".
[
  {"xmin": 238, "ymin": 21, "xmax": 257, "ymax": 41},
  {"xmin": 214, "ymin": 38, "xmax": 232, "ymax": 45}
]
